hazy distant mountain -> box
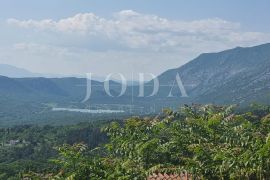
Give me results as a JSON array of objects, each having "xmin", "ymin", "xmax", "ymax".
[
  {"xmin": 156, "ymin": 43, "xmax": 270, "ymax": 105},
  {"xmin": 1, "ymin": 43, "xmax": 270, "ymax": 126},
  {"xmin": 0, "ymin": 64, "xmax": 42, "ymax": 78},
  {"xmin": 1, "ymin": 43, "xmax": 270, "ymax": 107},
  {"xmin": 0, "ymin": 64, "xmax": 135, "ymax": 83}
]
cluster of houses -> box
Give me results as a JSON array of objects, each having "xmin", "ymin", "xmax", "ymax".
[{"xmin": 0, "ymin": 139, "xmax": 29, "ymax": 147}]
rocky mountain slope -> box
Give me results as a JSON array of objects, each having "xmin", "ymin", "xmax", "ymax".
[{"xmin": 156, "ymin": 43, "xmax": 270, "ymax": 105}]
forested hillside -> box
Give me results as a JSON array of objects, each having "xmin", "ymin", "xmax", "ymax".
[
  {"xmin": 1, "ymin": 104, "xmax": 270, "ymax": 179},
  {"xmin": 0, "ymin": 121, "xmax": 109, "ymax": 179}
]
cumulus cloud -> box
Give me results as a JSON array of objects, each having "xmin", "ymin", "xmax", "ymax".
[
  {"xmin": 7, "ymin": 10, "xmax": 270, "ymax": 52},
  {"xmin": 8, "ymin": 13, "xmax": 101, "ymax": 33},
  {"xmin": 4, "ymin": 10, "xmax": 270, "ymax": 78}
]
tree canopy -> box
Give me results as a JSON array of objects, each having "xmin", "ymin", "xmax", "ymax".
[{"xmin": 37, "ymin": 104, "xmax": 270, "ymax": 179}]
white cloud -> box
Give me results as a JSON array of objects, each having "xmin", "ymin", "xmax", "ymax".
[
  {"xmin": 7, "ymin": 10, "xmax": 270, "ymax": 52},
  {"xmin": 7, "ymin": 13, "xmax": 105, "ymax": 34},
  {"xmin": 4, "ymin": 10, "xmax": 270, "ymax": 78}
]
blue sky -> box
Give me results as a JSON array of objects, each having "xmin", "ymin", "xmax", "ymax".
[{"xmin": 0, "ymin": 0, "xmax": 270, "ymax": 79}]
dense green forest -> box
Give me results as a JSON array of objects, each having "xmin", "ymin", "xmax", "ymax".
[
  {"xmin": 1, "ymin": 104, "xmax": 270, "ymax": 179},
  {"xmin": 0, "ymin": 121, "xmax": 109, "ymax": 179}
]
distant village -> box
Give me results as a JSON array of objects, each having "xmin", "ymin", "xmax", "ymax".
[{"xmin": 1, "ymin": 139, "xmax": 29, "ymax": 147}]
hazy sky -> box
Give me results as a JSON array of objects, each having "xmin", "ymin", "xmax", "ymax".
[{"xmin": 0, "ymin": 0, "xmax": 270, "ymax": 79}]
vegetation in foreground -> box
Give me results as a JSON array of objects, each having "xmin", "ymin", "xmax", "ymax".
[
  {"xmin": 0, "ymin": 122, "xmax": 108, "ymax": 179},
  {"xmin": 1, "ymin": 104, "xmax": 270, "ymax": 179}
]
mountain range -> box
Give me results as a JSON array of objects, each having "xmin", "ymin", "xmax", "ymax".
[
  {"xmin": 157, "ymin": 43, "xmax": 270, "ymax": 105},
  {"xmin": 0, "ymin": 64, "xmax": 42, "ymax": 78},
  {"xmin": 1, "ymin": 43, "xmax": 270, "ymax": 126},
  {"xmin": 0, "ymin": 64, "xmax": 109, "ymax": 81}
]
